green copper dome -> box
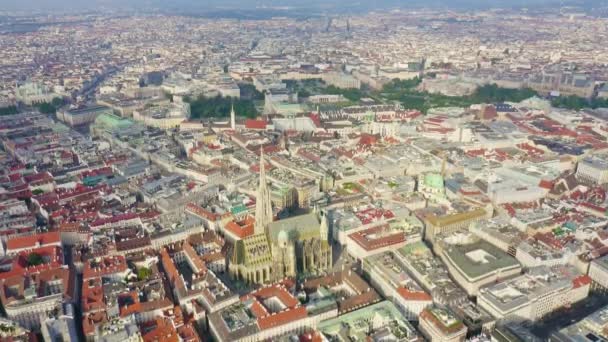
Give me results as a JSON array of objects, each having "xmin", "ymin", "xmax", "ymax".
[{"xmin": 424, "ymin": 173, "xmax": 444, "ymax": 189}]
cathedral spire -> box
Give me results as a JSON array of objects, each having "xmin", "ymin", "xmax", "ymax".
[
  {"xmin": 319, "ymin": 211, "xmax": 328, "ymax": 240},
  {"xmin": 255, "ymin": 147, "xmax": 273, "ymax": 235},
  {"xmin": 230, "ymin": 103, "xmax": 236, "ymax": 130}
]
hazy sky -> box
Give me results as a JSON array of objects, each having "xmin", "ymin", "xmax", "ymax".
[{"xmin": 0, "ymin": 0, "xmax": 601, "ymax": 13}]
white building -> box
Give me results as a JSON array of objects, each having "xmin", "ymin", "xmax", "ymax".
[
  {"xmin": 252, "ymin": 76, "xmax": 286, "ymax": 93},
  {"xmin": 577, "ymin": 156, "xmax": 608, "ymax": 184},
  {"xmin": 15, "ymin": 82, "xmax": 60, "ymax": 105},
  {"xmin": 308, "ymin": 94, "xmax": 347, "ymax": 104},
  {"xmin": 322, "ymin": 72, "xmax": 361, "ymax": 89},
  {"xmin": 589, "ymin": 255, "xmax": 608, "ymax": 290},
  {"xmin": 1, "ymin": 268, "xmax": 71, "ymax": 331},
  {"xmin": 515, "ymin": 240, "xmax": 572, "ymax": 268},
  {"xmin": 439, "ymin": 240, "xmax": 522, "ymax": 296},
  {"xmin": 57, "ymin": 105, "xmax": 113, "ymax": 127},
  {"xmin": 41, "ymin": 304, "xmax": 79, "ymax": 342},
  {"xmin": 486, "ymin": 177, "xmax": 548, "ymax": 205},
  {"xmin": 362, "ymin": 251, "xmax": 432, "ymax": 321},
  {"xmin": 132, "ymin": 100, "xmax": 190, "ymax": 130},
  {"xmin": 477, "ymin": 265, "xmax": 590, "ymax": 322}
]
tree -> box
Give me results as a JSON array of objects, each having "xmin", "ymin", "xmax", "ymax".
[
  {"xmin": 298, "ymin": 89, "xmax": 312, "ymax": 98},
  {"xmin": 137, "ymin": 267, "xmax": 152, "ymax": 281},
  {"xmin": 470, "ymin": 84, "xmax": 537, "ymax": 103},
  {"xmin": 325, "ymin": 85, "xmax": 363, "ymax": 102},
  {"xmin": 37, "ymin": 102, "xmax": 56, "ymax": 114},
  {"xmin": 27, "ymin": 252, "xmax": 43, "ymax": 266},
  {"xmin": 51, "ymin": 97, "xmax": 64, "ymax": 107},
  {"xmin": 187, "ymin": 95, "xmax": 257, "ymax": 119},
  {"xmin": 551, "ymin": 95, "xmax": 588, "ymax": 110},
  {"xmin": 238, "ymin": 83, "xmax": 264, "ymax": 100},
  {"xmin": 0, "ymin": 106, "xmax": 19, "ymax": 116}
]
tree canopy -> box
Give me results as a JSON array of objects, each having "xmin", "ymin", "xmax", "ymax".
[
  {"xmin": 137, "ymin": 267, "xmax": 152, "ymax": 281},
  {"xmin": 325, "ymin": 85, "xmax": 365, "ymax": 102},
  {"xmin": 238, "ymin": 83, "xmax": 264, "ymax": 101},
  {"xmin": 551, "ymin": 95, "xmax": 608, "ymax": 111},
  {"xmin": 185, "ymin": 95, "xmax": 258, "ymax": 119},
  {"xmin": 27, "ymin": 252, "xmax": 43, "ymax": 266},
  {"xmin": 380, "ymin": 81, "xmax": 538, "ymax": 113},
  {"xmin": 0, "ymin": 106, "xmax": 19, "ymax": 116},
  {"xmin": 35, "ymin": 97, "xmax": 64, "ymax": 114}
]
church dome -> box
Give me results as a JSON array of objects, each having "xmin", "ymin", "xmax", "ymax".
[{"xmin": 424, "ymin": 173, "xmax": 444, "ymax": 189}]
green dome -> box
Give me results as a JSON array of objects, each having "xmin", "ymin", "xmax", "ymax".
[{"xmin": 424, "ymin": 173, "xmax": 444, "ymax": 189}]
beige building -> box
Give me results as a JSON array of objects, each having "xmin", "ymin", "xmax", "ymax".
[
  {"xmin": 322, "ymin": 72, "xmax": 361, "ymax": 89},
  {"xmin": 424, "ymin": 207, "xmax": 490, "ymax": 243}
]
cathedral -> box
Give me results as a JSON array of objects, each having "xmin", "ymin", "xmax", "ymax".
[{"xmin": 229, "ymin": 149, "xmax": 332, "ymax": 284}]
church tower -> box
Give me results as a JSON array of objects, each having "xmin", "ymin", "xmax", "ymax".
[
  {"xmin": 255, "ymin": 148, "xmax": 273, "ymax": 235},
  {"xmin": 319, "ymin": 211, "xmax": 329, "ymax": 240},
  {"xmin": 230, "ymin": 103, "xmax": 236, "ymax": 130}
]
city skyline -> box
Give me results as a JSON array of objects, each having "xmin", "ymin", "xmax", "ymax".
[{"xmin": 0, "ymin": 0, "xmax": 604, "ymax": 13}]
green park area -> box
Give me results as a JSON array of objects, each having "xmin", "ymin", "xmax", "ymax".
[
  {"xmin": 295, "ymin": 75, "xmax": 608, "ymax": 113},
  {"xmin": 379, "ymin": 78, "xmax": 538, "ymax": 113}
]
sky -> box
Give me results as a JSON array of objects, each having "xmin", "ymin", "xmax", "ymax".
[{"xmin": 0, "ymin": 0, "xmax": 602, "ymax": 13}]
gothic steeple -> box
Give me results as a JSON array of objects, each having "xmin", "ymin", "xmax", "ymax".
[
  {"xmin": 319, "ymin": 211, "xmax": 329, "ymax": 240},
  {"xmin": 254, "ymin": 147, "xmax": 273, "ymax": 235}
]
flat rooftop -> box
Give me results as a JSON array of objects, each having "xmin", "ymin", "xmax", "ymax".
[{"xmin": 444, "ymin": 241, "xmax": 520, "ymax": 280}]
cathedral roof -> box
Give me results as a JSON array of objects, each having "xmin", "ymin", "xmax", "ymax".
[
  {"xmin": 233, "ymin": 233, "xmax": 273, "ymax": 266},
  {"xmin": 267, "ymin": 212, "xmax": 322, "ymax": 244}
]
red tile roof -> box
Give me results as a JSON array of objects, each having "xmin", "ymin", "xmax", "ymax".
[
  {"xmin": 185, "ymin": 203, "xmax": 218, "ymax": 221},
  {"xmin": 573, "ymin": 275, "xmax": 592, "ymax": 289},
  {"xmin": 257, "ymin": 306, "xmax": 307, "ymax": 330},
  {"xmin": 142, "ymin": 317, "xmax": 179, "ymax": 342},
  {"xmin": 82, "ymin": 255, "xmax": 128, "ymax": 280},
  {"xmin": 82, "ymin": 277, "xmax": 104, "ymax": 313},
  {"xmin": 348, "ymin": 225, "xmax": 406, "ymax": 252},
  {"xmin": 397, "ymin": 287, "xmax": 432, "ymax": 301},
  {"xmin": 224, "ymin": 216, "xmax": 255, "ymax": 239},
  {"xmin": 245, "ymin": 119, "xmax": 267, "ymax": 130},
  {"xmin": 240, "ymin": 283, "xmax": 307, "ymax": 331},
  {"xmin": 90, "ymin": 212, "xmax": 139, "ymax": 228},
  {"xmin": 6, "ymin": 231, "xmax": 61, "ymax": 253}
]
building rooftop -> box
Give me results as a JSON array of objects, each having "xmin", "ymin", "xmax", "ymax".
[
  {"xmin": 421, "ymin": 306, "xmax": 467, "ymax": 336},
  {"xmin": 443, "ymin": 240, "xmax": 521, "ymax": 281},
  {"xmin": 478, "ymin": 265, "xmax": 590, "ymax": 313},
  {"xmin": 318, "ymin": 301, "xmax": 419, "ymax": 342},
  {"xmin": 302, "ymin": 270, "xmax": 381, "ymax": 315}
]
